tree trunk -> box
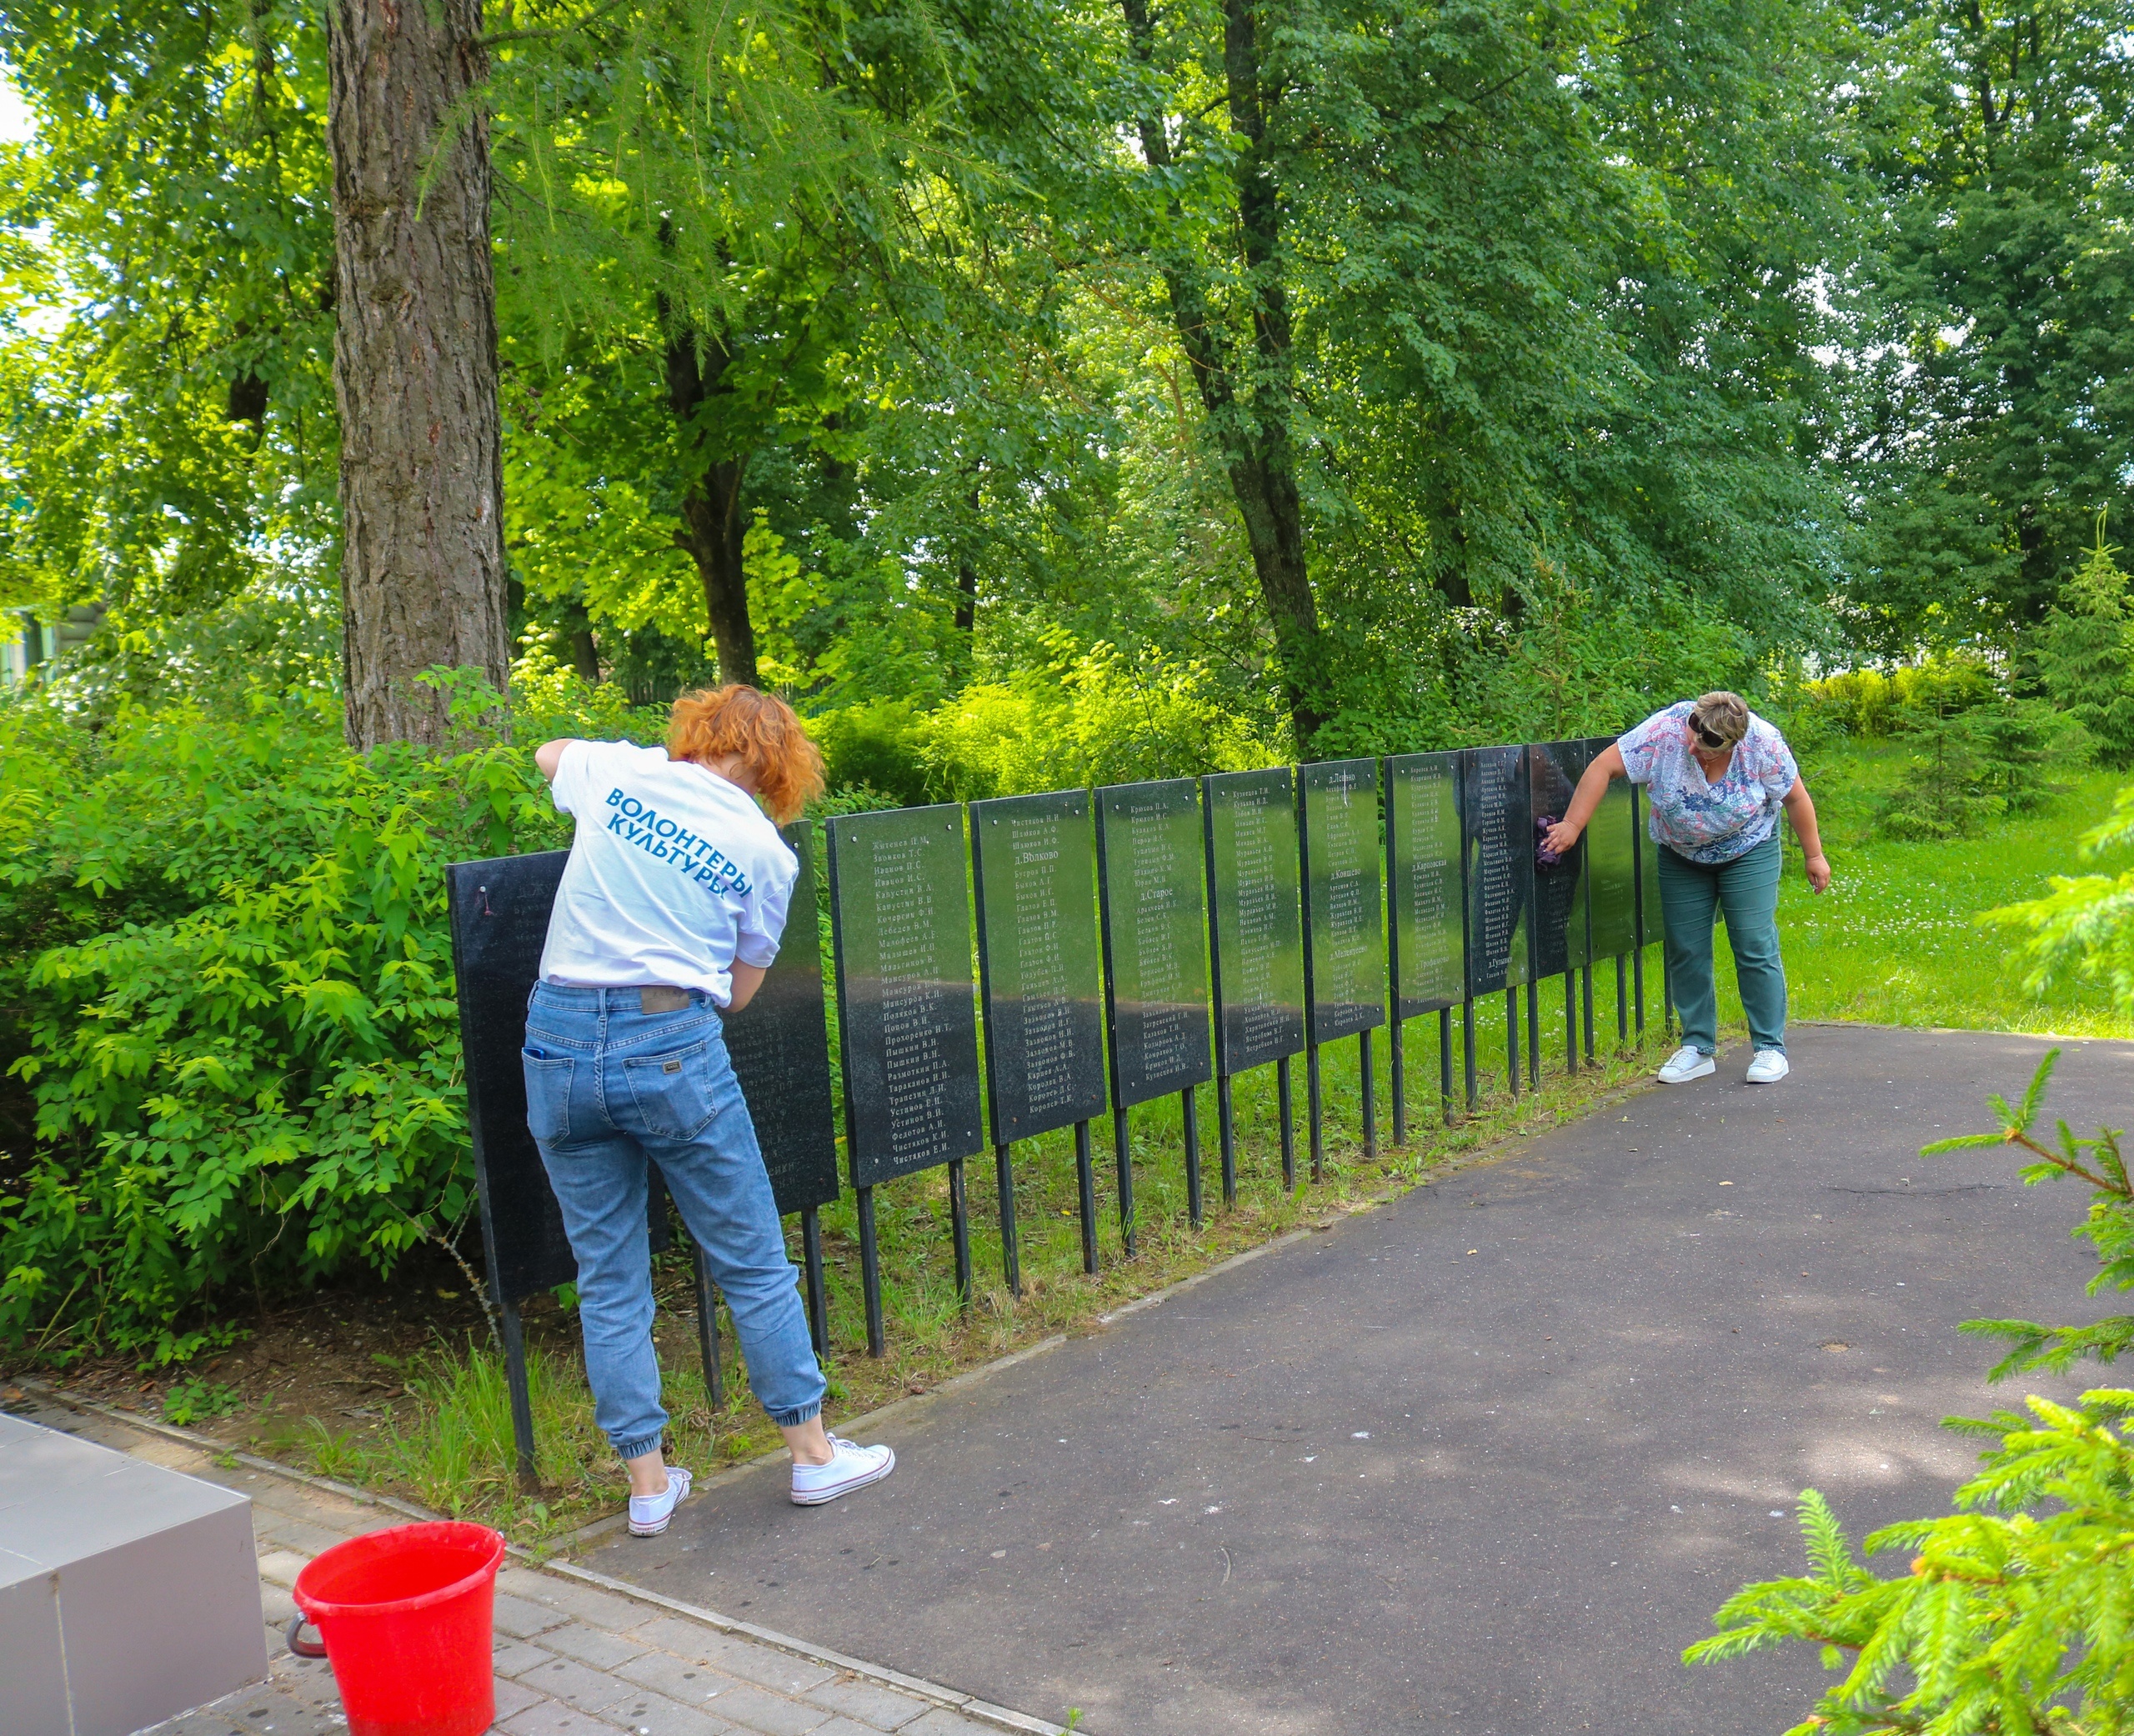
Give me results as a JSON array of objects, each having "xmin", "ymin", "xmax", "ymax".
[
  {"xmin": 328, "ymin": 0, "xmax": 508, "ymax": 749},
  {"xmin": 664, "ymin": 328, "xmax": 760, "ymax": 688},
  {"xmin": 1120, "ymin": 0, "xmax": 1325, "ymax": 754}
]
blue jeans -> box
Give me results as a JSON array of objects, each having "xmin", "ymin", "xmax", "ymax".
[
  {"xmin": 1656, "ymin": 833, "xmax": 1787, "ymax": 1057},
  {"xmin": 521, "ymin": 983, "xmax": 825, "ymax": 1458}
]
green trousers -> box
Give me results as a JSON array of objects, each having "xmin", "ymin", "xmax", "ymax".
[{"xmin": 1656, "ymin": 832, "xmax": 1787, "ymax": 1056}]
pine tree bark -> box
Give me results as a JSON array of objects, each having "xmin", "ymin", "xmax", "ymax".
[{"xmin": 328, "ymin": 0, "xmax": 509, "ymax": 749}]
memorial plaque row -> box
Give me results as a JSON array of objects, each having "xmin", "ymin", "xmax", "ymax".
[{"xmin": 448, "ymin": 741, "xmax": 1660, "ymax": 1327}]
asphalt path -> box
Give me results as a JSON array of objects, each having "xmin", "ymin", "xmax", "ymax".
[{"xmin": 587, "ymin": 1025, "xmax": 2131, "ymax": 1734}]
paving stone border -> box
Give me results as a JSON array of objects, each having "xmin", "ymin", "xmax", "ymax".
[{"xmin": 9, "ymin": 1383, "xmax": 1063, "ymax": 1736}]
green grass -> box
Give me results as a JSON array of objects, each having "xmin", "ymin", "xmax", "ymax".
[{"xmin": 1710, "ymin": 743, "xmax": 2134, "ymax": 1038}]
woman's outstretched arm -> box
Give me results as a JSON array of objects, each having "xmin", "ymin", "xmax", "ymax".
[{"xmin": 1540, "ymin": 743, "xmax": 1626, "ymax": 856}]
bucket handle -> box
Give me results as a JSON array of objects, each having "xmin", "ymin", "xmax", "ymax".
[{"xmin": 285, "ymin": 1613, "xmax": 328, "ymax": 1659}]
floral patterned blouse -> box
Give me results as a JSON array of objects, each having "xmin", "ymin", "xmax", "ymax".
[{"xmin": 1617, "ymin": 701, "xmax": 1799, "ymax": 865}]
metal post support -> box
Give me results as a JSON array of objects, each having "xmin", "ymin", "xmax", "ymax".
[
  {"xmin": 994, "ymin": 1143, "xmax": 1022, "ymax": 1298},
  {"xmin": 1182, "ymin": 1087, "xmax": 1204, "ymax": 1228},
  {"xmin": 1564, "ymin": 971, "xmax": 1576, "ymax": 1073},
  {"xmin": 857, "ymin": 1186, "xmax": 884, "ymax": 1358},
  {"xmin": 498, "ymin": 1294, "xmax": 539, "ymax": 1493},
  {"xmin": 801, "ymin": 1208, "xmax": 829, "ymax": 1358},
  {"xmin": 1074, "ymin": 1119, "xmax": 1099, "ymax": 1274},
  {"xmin": 1389, "ymin": 1015, "xmax": 1407, "ymax": 1146},
  {"xmin": 1277, "ymin": 1054, "xmax": 1297, "ymax": 1188},
  {"xmin": 1616, "ymin": 955, "xmax": 1628, "ymax": 1046},
  {"xmin": 1463, "ymin": 998, "xmax": 1477, "ymax": 1114},
  {"xmin": 1113, "ymin": 1103, "xmax": 1136, "ymax": 1256},
  {"xmin": 1505, "ymin": 988, "xmax": 1520, "ymax": 1096},
  {"xmin": 1360, "ymin": 1032, "xmax": 1376, "ymax": 1163},
  {"xmin": 1634, "ymin": 942, "xmax": 1647, "ymax": 1036},
  {"xmin": 1526, "ymin": 979, "xmax": 1541, "ymax": 1093},
  {"xmin": 1439, "ymin": 1006, "xmax": 1455, "ymax": 1125},
  {"xmin": 1581, "ymin": 966, "xmax": 1595, "ymax": 1067},
  {"xmin": 1306, "ymin": 1042, "xmax": 1325, "ymax": 1183},
  {"xmin": 1216, "ymin": 1074, "xmax": 1239, "ymax": 1208},
  {"xmin": 948, "ymin": 1158, "xmax": 973, "ymax": 1307},
  {"xmin": 691, "ymin": 1242, "xmax": 723, "ymax": 1411}
]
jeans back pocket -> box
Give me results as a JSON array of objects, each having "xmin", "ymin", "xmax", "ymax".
[
  {"xmin": 623, "ymin": 1040, "xmax": 718, "ymax": 1140},
  {"xmin": 521, "ymin": 1048, "xmax": 576, "ymax": 1145}
]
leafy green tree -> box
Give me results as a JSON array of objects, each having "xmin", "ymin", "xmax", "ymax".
[
  {"xmin": 1843, "ymin": 0, "xmax": 2134, "ymax": 643},
  {"xmin": 0, "ymin": 0, "xmax": 337, "ymax": 630}
]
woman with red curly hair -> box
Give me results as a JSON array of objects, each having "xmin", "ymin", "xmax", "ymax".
[{"xmin": 523, "ymin": 686, "xmax": 894, "ymax": 1536}]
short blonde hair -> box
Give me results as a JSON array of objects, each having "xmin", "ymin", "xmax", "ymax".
[
  {"xmin": 1689, "ymin": 692, "xmax": 1750, "ymax": 746},
  {"xmin": 667, "ymin": 685, "xmax": 825, "ymax": 824}
]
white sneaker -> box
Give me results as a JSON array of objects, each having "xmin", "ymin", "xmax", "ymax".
[
  {"xmin": 629, "ymin": 1466, "xmax": 692, "ymax": 1537},
  {"xmin": 1746, "ymin": 1049, "xmax": 1790, "ymax": 1083},
  {"xmin": 1657, "ymin": 1045, "xmax": 1716, "ymax": 1084},
  {"xmin": 791, "ymin": 1436, "xmax": 896, "ymax": 1506}
]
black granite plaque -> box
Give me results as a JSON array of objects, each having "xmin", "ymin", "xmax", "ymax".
[
  {"xmin": 1385, "ymin": 752, "xmax": 1465, "ymax": 1017},
  {"xmin": 721, "ymin": 820, "xmax": 841, "ymax": 1214},
  {"xmin": 448, "ymin": 852, "xmax": 579, "ymax": 1302},
  {"xmin": 825, "ymin": 806, "xmax": 985, "ymax": 1189},
  {"xmin": 448, "ymin": 828, "xmax": 841, "ymax": 1295},
  {"xmin": 969, "ymin": 789, "xmax": 1108, "ymax": 1143},
  {"xmin": 1202, "ymin": 768, "xmax": 1306, "ymax": 1075},
  {"xmin": 1636, "ymin": 783, "xmax": 1665, "ymax": 949},
  {"xmin": 1300, "ymin": 759, "xmax": 1386, "ymax": 1043},
  {"xmin": 1460, "ymin": 745, "xmax": 1530, "ymax": 996},
  {"xmin": 1581, "ymin": 736, "xmax": 1636, "ymax": 958},
  {"xmin": 1528, "ymin": 739, "xmax": 1590, "ymax": 980},
  {"xmin": 1096, "ymin": 779, "xmax": 1215, "ymax": 1107}
]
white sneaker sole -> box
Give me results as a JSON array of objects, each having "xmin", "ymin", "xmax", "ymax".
[
  {"xmin": 792, "ymin": 1447, "xmax": 896, "ymax": 1507},
  {"xmin": 1747, "ymin": 1067, "xmax": 1789, "ymax": 1084},
  {"xmin": 1658, "ymin": 1059, "xmax": 1716, "ymax": 1084}
]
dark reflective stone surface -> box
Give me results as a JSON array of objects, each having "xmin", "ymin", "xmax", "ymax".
[
  {"xmin": 1528, "ymin": 739, "xmax": 1590, "ymax": 979},
  {"xmin": 1581, "ymin": 736, "xmax": 1637, "ymax": 959},
  {"xmin": 722, "ymin": 820, "xmax": 841, "ymax": 1215},
  {"xmin": 1097, "ymin": 779, "xmax": 1215, "ymax": 1107},
  {"xmin": 1385, "ymin": 753, "xmax": 1465, "ymax": 1017},
  {"xmin": 1636, "ymin": 783, "xmax": 1665, "ymax": 948},
  {"xmin": 1461, "ymin": 745, "xmax": 1530, "ymax": 994},
  {"xmin": 826, "ymin": 807, "xmax": 985, "ymax": 1188},
  {"xmin": 970, "ymin": 790, "xmax": 1108, "ymax": 1143},
  {"xmin": 1300, "ymin": 759, "xmax": 1385, "ymax": 1041},
  {"xmin": 448, "ymin": 852, "xmax": 579, "ymax": 1300},
  {"xmin": 1202, "ymin": 768, "xmax": 1306, "ymax": 1075}
]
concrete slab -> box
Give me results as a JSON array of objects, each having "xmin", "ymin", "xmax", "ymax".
[
  {"xmin": 0, "ymin": 1411, "xmax": 266, "ymax": 1735},
  {"xmin": 582, "ymin": 1025, "xmax": 2126, "ymax": 1734}
]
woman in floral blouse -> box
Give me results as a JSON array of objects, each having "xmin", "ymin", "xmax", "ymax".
[{"xmin": 1541, "ymin": 692, "xmax": 1831, "ymax": 1084}]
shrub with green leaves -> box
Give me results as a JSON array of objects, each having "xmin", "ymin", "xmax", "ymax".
[
  {"xmin": 1797, "ymin": 654, "xmax": 2001, "ymax": 741},
  {"xmin": 1688, "ymin": 1053, "xmax": 2134, "ymax": 1729},
  {"xmin": 0, "ymin": 654, "xmax": 648, "ymax": 1364}
]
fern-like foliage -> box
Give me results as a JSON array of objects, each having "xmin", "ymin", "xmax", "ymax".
[
  {"xmin": 1689, "ymin": 1055, "xmax": 2134, "ymax": 1730},
  {"xmin": 1691, "ymin": 1394, "xmax": 2134, "ymax": 1733}
]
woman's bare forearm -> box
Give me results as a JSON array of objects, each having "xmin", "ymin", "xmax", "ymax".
[
  {"xmin": 1783, "ymin": 779, "xmax": 1822, "ymax": 858},
  {"xmin": 1559, "ymin": 743, "xmax": 1627, "ymax": 834}
]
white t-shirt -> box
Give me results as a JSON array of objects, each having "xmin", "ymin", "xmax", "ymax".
[{"xmin": 538, "ymin": 740, "xmax": 798, "ymax": 1006}]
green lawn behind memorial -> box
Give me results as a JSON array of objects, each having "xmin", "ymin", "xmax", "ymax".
[{"xmin": 1709, "ymin": 743, "xmax": 2134, "ymax": 1040}]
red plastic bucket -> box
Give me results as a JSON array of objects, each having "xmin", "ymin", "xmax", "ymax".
[{"xmin": 290, "ymin": 1521, "xmax": 506, "ymax": 1736}]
